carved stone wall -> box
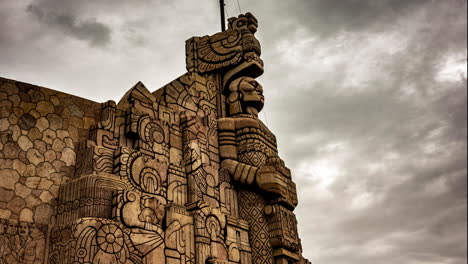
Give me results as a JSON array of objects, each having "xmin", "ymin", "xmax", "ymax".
[{"xmin": 1, "ymin": 12, "xmax": 311, "ymax": 264}]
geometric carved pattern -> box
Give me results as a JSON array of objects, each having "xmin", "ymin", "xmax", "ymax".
[{"xmin": 238, "ymin": 189, "xmax": 274, "ymax": 264}]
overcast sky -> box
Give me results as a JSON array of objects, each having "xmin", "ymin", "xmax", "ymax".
[{"xmin": 0, "ymin": 0, "xmax": 467, "ymax": 263}]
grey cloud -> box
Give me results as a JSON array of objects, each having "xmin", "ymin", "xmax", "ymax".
[
  {"xmin": 0, "ymin": 0, "xmax": 466, "ymax": 263},
  {"xmin": 26, "ymin": 4, "xmax": 111, "ymax": 47},
  {"xmin": 254, "ymin": 1, "xmax": 467, "ymax": 263},
  {"xmin": 251, "ymin": 0, "xmax": 449, "ymax": 37}
]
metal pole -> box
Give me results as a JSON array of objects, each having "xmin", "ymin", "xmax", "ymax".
[{"xmin": 220, "ymin": 0, "xmax": 226, "ymax": 31}]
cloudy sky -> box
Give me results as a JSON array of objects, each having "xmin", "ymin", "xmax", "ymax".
[{"xmin": 0, "ymin": 0, "xmax": 466, "ymax": 263}]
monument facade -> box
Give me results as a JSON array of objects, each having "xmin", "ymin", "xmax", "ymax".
[{"xmin": 0, "ymin": 13, "xmax": 311, "ymax": 264}]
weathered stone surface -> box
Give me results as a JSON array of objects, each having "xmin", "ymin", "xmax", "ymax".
[
  {"xmin": 19, "ymin": 101, "xmax": 35, "ymax": 113},
  {"xmin": 51, "ymin": 95, "xmax": 60, "ymax": 106},
  {"xmin": 3, "ymin": 141, "xmax": 21, "ymax": 158},
  {"xmin": 8, "ymin": 113, "xmax": 19, "ymax": 125},
  {"xmin": 0, "ymin": 100, "xmax": 12, "ymax": 118},
  {"xmin": 13, "ymin": 106, "xmax": 24, "ymax": 117},
  {"xmin": 60, "ymin": 147, "xmax": 75, "ymax": 166},
  {"xmin": 27, "ymin": 127, "xmax": 42, "ymax": 141},
  {"xmin": 0, "ymin": 209, "xmax": 11, "ymax": 219},
  {"xmin": 25, "ymin": 176, "xmax": 41, "ymax": 189},
  {"xmin": 8, "ymin": 93, "xmax": 21, "ymax": 107},
  {"xmin": 69, "ymin": 104, "xmax": 84, "ymax": 117},
  {"xmin": 24, "ymin": 164, "xmax": 36, "ymax": 176},
  {"xmin": 0, "ymin": 159, "xmax": 12, "ymax": 169},
  {"xmin": 64, "ymin": 137, "xmax": 74, "ymax": 148},
  {"xmin": 18, "ymin": 135, "xmax": 33, "ymax": 151},
  {"xmin": 59, "ymin": 165, "xmax": 75, "ymax": 178},
  {"xmin": 38, "ymin": 177, "xmax": 54, "ymax": 190},
  {"xmin": 0, "ymin": 187, "xmax": 15, "ymax": 202},
  {"xmin": 15, "ymin": 182, "xmax": 31, "ymax": 198},
  {"xmin": 34, "ymin": 203, "xmax": 53, "ymax": 224},
  {"xmin": 56, "ymin": 129, "xmax": 69, "ymax": 139},
  {"xmin": 49, "ymin": 184, "xmax": 59, "ymax": 196},
  {"xmin": 18, "ymin": 91, "xmax": 31, "ymax": 103},
  {"xmin": 26, "ymin": 148, "xmax": 45, "ymax": 165},
  {"xmin": 47, "ymin": 113, "xmax": 63, "ymax": 130},
  {"xmin": 10, "ymin": 124, "xmax": 21, "ymax": 141},
  {"xmin": 0, "ymin": 119, "xmax": 11, "ymax": 133},
  {"xmin": 0, "ymin": 169, "xmax": 20, "ymax": 190},
  {"xmin": 19, "ymin": 207, "xmax": 34, "ymax": 222},
  {"xmin": 52, "ymin": 159, "xmax": 66, "ymax": 171},
  {"xmin": 33, "ymin": 139, "xmax": 47, "ymax": 154},
  {"xmin": 42, "ymin": 128, "xmax": 57, "ymax": 145},
  {"xmin": 36, "ymin": 116, "xmax": 49, "ymax": 132},
  {"xmin": 44, "ymin": 150, "xmax": 56, "ymax": 162},
  {"xmin": 29, "ymin": 109, "xmax": 41, "ymax": 118},
  {"xmin": 25, "ymin": 194, "xmax": 41, "ymax": 208},
  {"xmin": 69, "ymin": 116, "xmax": 83, "ymax": 128},
  {"xmin": 12, "ymin": 159, "xmax": 27, "ymax": 174},
  {"xmin": 50, "ymin": 172, "xmax": 65, "ymax": 185},
  {"xmin": 7, "ymin": 196, "xmax": 25, "ymax": 214},
  {"xmin": 67, "ymin": 125, "xmax": 79, "ymax": 140},
  {"xmin": 52, "ymin": 138, "xmax": 66, "ymax": 152},
  {"xmin": 28, "ymin": 89, "xmax": 44, "ymax": 103},
  {"xmin": 83, "ymin": 117, "xmax": 95, "ymax": 129},
  {"xmin": 36, "ymin": 100, "xmax": 55, "ymax": 115},
  {"xmin": 8, "ymin": 112, "xmax": 19, "ymax": 124},
  {"xmin": 18, "ymin": 113, "xmax": 37, "ymax": 130},
  {"xmin": 2, "ymin": 82, "xmax": 19, "ymax": 95},
  {"xmin": 38, "ymin": 190, "xmax": 54, "ymax": 203},
  {"xmin": 36, "ymin": 162, "xmax": 55, "ymax": 178}
]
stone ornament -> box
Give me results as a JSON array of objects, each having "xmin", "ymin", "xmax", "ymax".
[{"xmin": 0, "ymin": 13, "xmax": 311, "ymax": 264}]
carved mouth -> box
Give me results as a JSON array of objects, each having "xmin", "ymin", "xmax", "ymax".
[
  {"xmin": 223, "ymin": 60, "xmax": 264, "ymax": 93},
  {"xmin": 245, "ymin": 100, "xmax": 264, "ymax": 112},
  {"xmin": 248, "ymin": 24, "xmax": 258, "ymax": 34}
]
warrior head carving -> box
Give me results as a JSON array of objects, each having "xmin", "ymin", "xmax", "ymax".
[{"xmin": 226, "ymin": 77, "xmax": 264, "ymax": 117}]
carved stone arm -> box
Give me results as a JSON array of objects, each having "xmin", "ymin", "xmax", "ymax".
[
  {"xmin": 218, "ymin": 118, "xmax": 237, "ymax": 160},
  {"xmin": 221, "ymin": 159, "xmax": 258, "ymax": 185},
  {"xmin": 218, "ymin": 118, "xmax": 289, "ymax": 199}
]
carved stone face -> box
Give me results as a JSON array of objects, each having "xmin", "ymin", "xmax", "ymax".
[
  {"xmin": 7, "ymin": 221, "xmax": 18, "ymax": 235},
  {"xmin": 238, "ymin": 77, "xmax": 264, "ymax": 115},
  {"xmin": 18, "ymin": 221, "xmax": 30, "ymax": 237},
  {"xmin": 228, "ymin": 12, "xmax": 258, "ymax": 34},
  {"xmin": 227, "ymin": 77, "xmax": 265, "ymax": 117}
]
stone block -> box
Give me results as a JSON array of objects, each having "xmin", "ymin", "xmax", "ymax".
[{"xmin": 0, "ymin": 169, "xmax": 20, "ymax": 190}]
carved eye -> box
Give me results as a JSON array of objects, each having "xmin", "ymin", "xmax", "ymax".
[{"xmin": 237, "ymin": 21, "xmax": 245, "ymax": 27}]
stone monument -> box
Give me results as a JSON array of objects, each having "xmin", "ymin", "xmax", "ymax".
[{"xmin": 0, "ymin": 13, "xmax": 311, "ymax": 264}]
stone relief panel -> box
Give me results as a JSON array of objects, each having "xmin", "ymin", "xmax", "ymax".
[{"xmin": 0, "ymin": 219, "xmax": 47, "ymax": 264}]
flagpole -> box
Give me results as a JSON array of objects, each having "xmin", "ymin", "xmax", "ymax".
[{"xmin": 220, "ymin": 0, "xmax": 226, "ymax": 31}]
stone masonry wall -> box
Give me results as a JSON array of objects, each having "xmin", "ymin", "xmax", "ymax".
[{"xmin": 0, "ymin": 77, "xmax": 100, "ymax": 225}]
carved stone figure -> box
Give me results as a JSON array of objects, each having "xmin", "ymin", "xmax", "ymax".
[
  {"xmin": 219, "ymin": 77, "xmax": 301, "ymax": 264},
  {"xmin": 0, "ymin": 12, "xmax": 310, "ymax": 264}
]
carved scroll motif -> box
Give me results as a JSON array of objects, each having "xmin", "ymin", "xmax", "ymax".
[
  {"xmin": 186, "ymin": 13, "xmax": 262, "ymax": 75},
  {"xmin": 114, "ymin": 146, "xmax": 168, "ymax": 196},
  {"xmin": 75, "ymin": 144, "xmax": 114, "ymax": 177}
]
